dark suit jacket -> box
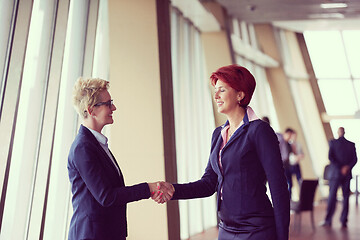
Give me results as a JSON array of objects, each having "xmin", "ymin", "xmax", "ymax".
[
  {"xmin": 67, "ymin": 125, "xmax": 150, "ymax": 240},
  {"xmin": 328, "ymin": 136, "xmax": 357, "ymax": 180},
  {"xmin": 172, "ymin": 119, "xmax": 290, "ymax": 240}
]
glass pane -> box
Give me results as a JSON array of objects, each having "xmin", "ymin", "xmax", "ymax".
[
  {"xmin": 43, "ymin": 0, "xmax": 89, "ymax": 239},
  {"xmin": 93, "ymin": 0, "xmax": 109, "ymax": 80},
  {"xmin": 1, "ymin": 0, "xmax": 55, "ymax": 238},
  {"xmin": 318, "ymin": 79, "xmax": 358, "ymax": 115},
  {"xmin": 171, "ymin": 10, "xmax": 217, "ymax": 239},
  {"xmin": 304, "ymin": 31, "xmax": 350, "ymax": 78},
  {"xmin": 0, "ymin": 0, "xmax": 15, "ymax": 117},
  {"xmin": 343, "ymin": 30, "xmax": 360, "ymax": 78},
  {"xmin": 354, "ymin": 79, "xmax": 360, "ymax": 109},
  {"xmin": 250, "ymin": 65, "xmax": 280, "ymax": 132}
]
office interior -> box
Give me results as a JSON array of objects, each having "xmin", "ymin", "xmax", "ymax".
[{"xmin": 0, "ymin": 0, "xmax": 360, "ymax": 239}]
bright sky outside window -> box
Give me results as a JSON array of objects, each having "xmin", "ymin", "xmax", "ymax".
[
  {"xmin": 304, "ymin": 30, "xmax": 360, "ymax": 180},
  {"xmin": 343, "ymin": 31, "xmax": 360, "ymax": 78},
  {"xmin": 304, "ymin": 31, "xmax": 350, "ymax": 79},
  {"xmin": 317, "ymin": 79, "xmax": 358, "ymax": 115}
]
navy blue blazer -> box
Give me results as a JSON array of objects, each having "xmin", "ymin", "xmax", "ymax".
[
  {"xmin": 173, "ymin": 119, "xmax": 290, "ymax": 240},
  {"xmin": 328, "ymin": 137, "xmax": 357, "ymax": 180},
  {"xmin": 67, "ymin": 125, "xmax": 150, "ymax": 240}
]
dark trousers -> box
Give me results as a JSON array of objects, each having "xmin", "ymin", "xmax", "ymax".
[
  {"xmin": 325, "ymin": 177, "xmax": 351, "ymax": 225},
  {"xmin": 284, "ymin": 164, "xmax": 302, "ymax": 199},
  {"xmin": 290, "ymin": 164, "xmax": 302, "ymax": 182}
]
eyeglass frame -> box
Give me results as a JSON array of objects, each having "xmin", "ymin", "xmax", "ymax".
[{"xmin": 93, "ymin": 99, "xmax": 113, "ymax": 108}]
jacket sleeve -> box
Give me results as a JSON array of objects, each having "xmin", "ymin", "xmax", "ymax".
[
  {"xmin": 349, "ymin": 143, "xmax": 358, "ymax": 169},
  {"xmin": 254, "ymin": 123, "xmax": 290, "ymax": 240},
  {"xmin": 70, "ymin": 142, "xmax": 150, "ymax": 207},
  {"xmin": 172, "ymin": 160, "xmax": 218, "ymax": 200},
  {"xmin": 172, "ymin": 127, "xmax": 221, "ymax": 200}
]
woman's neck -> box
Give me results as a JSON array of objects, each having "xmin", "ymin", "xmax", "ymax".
[
  {"xmin": 83, "ymin": 119, "xmax": 103, "ymax": 133},
  {"xmin": 227, "ymin": 106, "xmax": 246, "ymax": 130}
]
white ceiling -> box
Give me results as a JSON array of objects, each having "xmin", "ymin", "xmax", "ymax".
[
  {"xmin": 214, "ymin": 0, "xmax": 360, "ymax": 32},
  {"xmin": 273, "ymin": 18, "xmax": 360, "ymax": 32}
]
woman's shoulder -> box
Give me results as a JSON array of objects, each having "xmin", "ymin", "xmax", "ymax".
[
  {"xmin": 71, "ymin": 130, "xmax": 98, "ymax": 152},
  {"xmin": 248, "ymin": 119, "xmax": 277, "ymax": 138},
  {"xmin": 249, "ymin": 119, "xmax": 265, "ymax": 126},
  {"xmin": 212, "ymin": 124, "xmax": 224, "ymax": 133},
  {"xmin": 211, "ymin": 125, "xmax": 222, "ymax": 139},
  {"xmin": 248, "ymin": 119, "xmax": 271, "ymax": 130}
]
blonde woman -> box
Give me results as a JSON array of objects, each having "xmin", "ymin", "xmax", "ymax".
[{"xmin": 68, "ymin": 77, "xmax": 172, "ymax": 240}]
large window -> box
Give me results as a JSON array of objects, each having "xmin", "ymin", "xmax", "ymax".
[
  {"xmin": 171, "ymin": 7, "xmax": 217, "ymax": 239},
  {"xmin": 0, "ymin": 0, "xmax": 109, "ymax": 239},
  {"xmin": 304, "ymin": 30, "xmax": 360, "ymax": 188}
]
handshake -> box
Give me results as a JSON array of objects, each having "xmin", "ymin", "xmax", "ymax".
[{"xmin": 148, "ymin": 182, "xmax": 175, "ymax": 204}]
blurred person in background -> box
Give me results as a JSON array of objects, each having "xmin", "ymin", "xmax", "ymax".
[
  {"xmin": 320, "ymin": 127, "xmax": 357, "ymax": 228},
  {"xmin": 288, "ymin": 129, "xmax": 304, "ymax": 189},
  {"xmin": 277, "ymin": 128, "xmax": 294, "ymax": 199}
]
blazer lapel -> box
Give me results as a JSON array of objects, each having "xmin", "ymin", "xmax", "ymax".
[
  {"xmin": 80, "ymin": 125, "xmax": 123, "ymax": 181},
  {"xmin": 227, "ymin": 123, "xmax": 249, "ymax": 145},
  {"xmin": 210, "ymin": 131, "xmax": 224, "ymax": 176},
  {"xmin": 108, "ymin": 149, "xmax": 124, "ymax": 182},
  {"xmin": 97, "ymin": 146, "xmax": 123, "ymax": 182},
  {"xmin": 224, "ymin": 112, "xmax": 250, "ymax": 147}
]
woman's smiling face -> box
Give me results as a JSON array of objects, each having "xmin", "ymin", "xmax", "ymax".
[
  {"xmin": 92, "ymin": 90, "xmax": 116, "ymax": 128},
  {"xmin": 214, "ymin": 80, "xmax": 243, "ymax": 114}
]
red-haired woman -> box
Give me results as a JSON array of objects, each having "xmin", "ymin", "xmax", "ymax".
[{"xmin": 159, "ymin": 65, "xmax": 290, "ymax": 240}]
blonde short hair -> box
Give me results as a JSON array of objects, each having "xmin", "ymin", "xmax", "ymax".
[{"xmin": 73, "ymin": 77, "xmax": 109, "ymax": 119}]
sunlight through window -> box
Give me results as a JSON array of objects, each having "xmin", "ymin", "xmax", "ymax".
[{"xmin": 304, "ymin": 30, "xmax": 360, "ymax": 189}]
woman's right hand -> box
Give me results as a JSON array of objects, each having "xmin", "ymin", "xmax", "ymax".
[{"xmin": 148, "ymin": 182, "xmax": 174, "ymax": 204}]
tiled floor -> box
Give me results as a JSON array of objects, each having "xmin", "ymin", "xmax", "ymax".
[{"xmin": 188, "ymin": 196, "xmax": 360, "ymax": 240}]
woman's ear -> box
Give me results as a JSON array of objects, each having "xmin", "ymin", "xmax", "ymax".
[
  {"xmin": 87, "ymin": 106, "xmax": 94, "ymax": 116},
  {"xmin": 237, "ymin": 91, "xmax": 245, "ymax": 102}
]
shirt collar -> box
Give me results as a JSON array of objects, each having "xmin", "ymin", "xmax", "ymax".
[
  {"xmin": 221, "ymin": 106, "xmax": 259, "ymax": 129},
  {"xmin": 84, "ymin": 125, "xmax": 108, "ymax": 146},
  {"xmin": 246, "ymin": 106, "xmax": 259, "ymax": 122}
]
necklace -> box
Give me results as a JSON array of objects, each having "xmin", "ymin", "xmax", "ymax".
[
  {"xmin": 228, "ymin": 123, "xmax": 241, "ymax": 139},
  {"xmin": 228, "ymin": 128, "xmax": 235, "ymax": 139}
]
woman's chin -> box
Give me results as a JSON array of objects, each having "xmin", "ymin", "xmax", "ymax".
[{"xmin": 105, "ymin": 119, "xmax": 114, "ymax": 125}]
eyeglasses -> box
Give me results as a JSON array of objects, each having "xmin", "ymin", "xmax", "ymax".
[{"xmin": 94, "ymin": 99, "xmax": 113, "ymax": 108}]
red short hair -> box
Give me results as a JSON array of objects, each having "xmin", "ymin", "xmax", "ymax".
[{"xmin": 210, "ymin": 64, "xmax": 256, "ymax": 107}]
